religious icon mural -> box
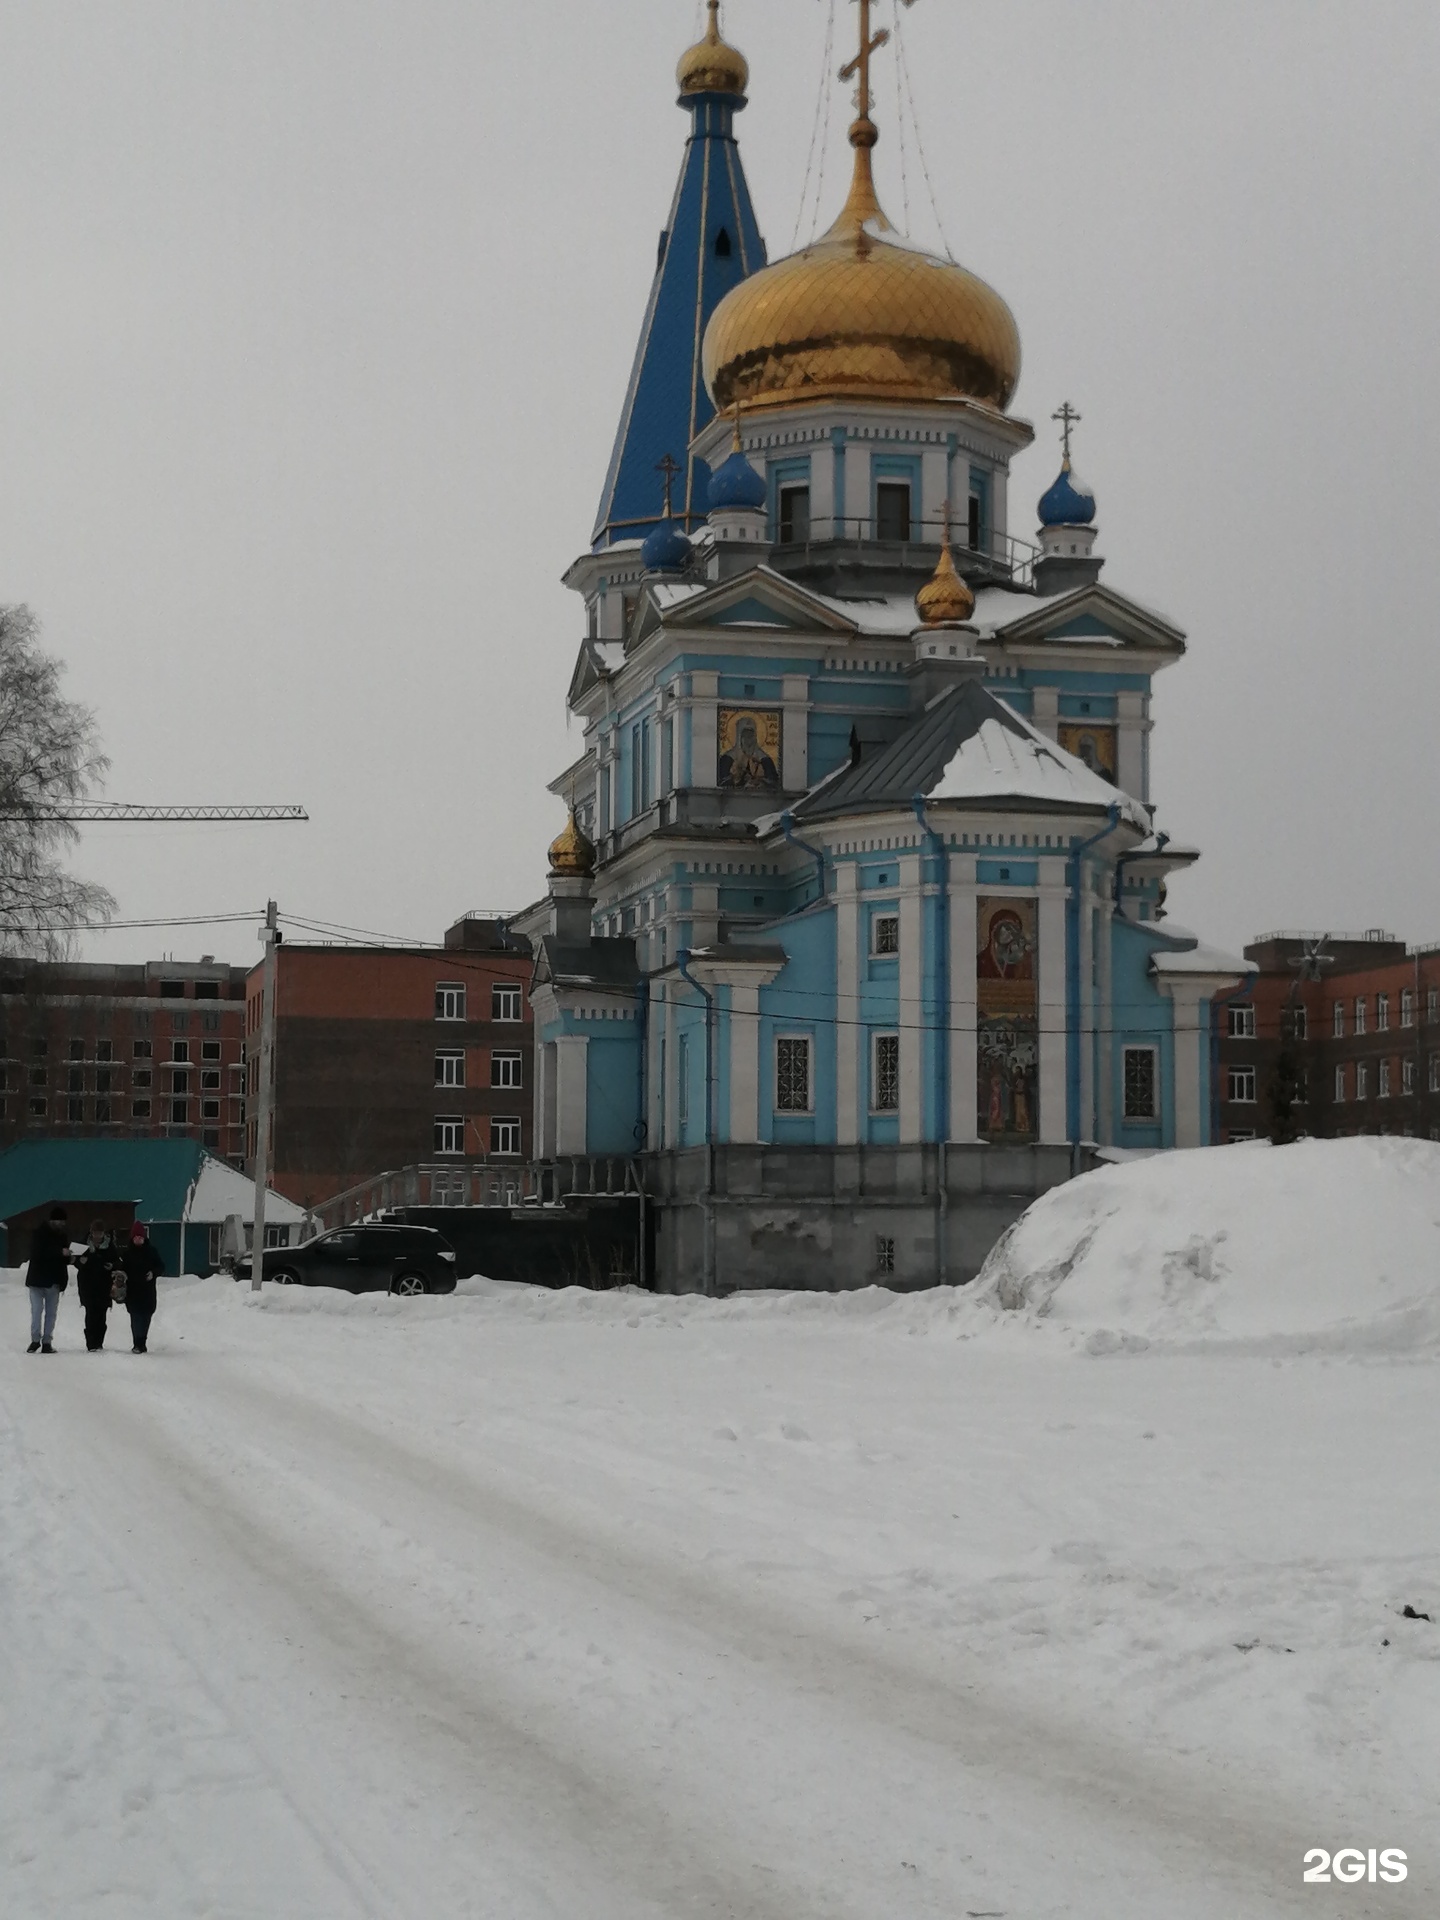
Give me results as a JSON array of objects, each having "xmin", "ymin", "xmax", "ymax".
[
  {"xmin": 717, "ymin": 708, "xmax": 781, "ymax": 790},
  {"xmin": 976, "ymin": 896, "xmax": 1039, "ymax": 1141},
  {"xmin": 1057, "ymin": 722, "xmax": 1117, "ymax": 785}
]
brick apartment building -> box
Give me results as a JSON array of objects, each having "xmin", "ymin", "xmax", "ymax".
[
  {"xmin": 248, "ymin": 916, "xmax": 535, "ymax": 1209},
  {"xmin": 0, "ymin": 957, "xmax": 247, "ymax": 1162},
  {"xmin": 1217, "ymin": 931, "xmax": 1440, "ymax": 1143}
]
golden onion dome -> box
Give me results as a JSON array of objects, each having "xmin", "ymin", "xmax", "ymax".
[
  {"xmin": 547, "ymin": 808, "xmax": 596, "ymax": 880},
  {"xmin": 915, "ymin": 517, "xmax": 975, "ymax": 627},
  {"xmin": 677, "ymin": 1, "xmax": 748, "ymax": 100},
  {"xmin": 703, "ymin": 126, "xmax": 1020, "ymax": 415}
]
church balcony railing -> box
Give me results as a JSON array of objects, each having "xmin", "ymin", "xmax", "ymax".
[{"xmin": 767, "ymin": 515, "xmax": 1037, "ymax": 593}]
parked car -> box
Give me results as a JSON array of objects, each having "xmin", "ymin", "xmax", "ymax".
[{"xmin": 237, "ymin": 1224, "xmax": 458, "ymax": 1295}]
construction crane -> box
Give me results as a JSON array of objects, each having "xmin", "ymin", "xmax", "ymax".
[{"xmin": 0, "ymin": 804, "xmax": 307, "ymax": 822}]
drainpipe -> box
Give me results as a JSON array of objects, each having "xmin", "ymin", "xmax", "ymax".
[
  {"xmin": 1067, "ymin": 802, "xmax": 1123, "ymax": 1174},
  {"xmin": 676, "ymin": 950, "xmax": 716, "ymax": 1296},
  {"xmin": 911, "ymin": 794, "xmax": 950, "ymax": 1286},
  {"xmin": 779, "ymin": 811, "xmax": 827, "ymax": 904}
]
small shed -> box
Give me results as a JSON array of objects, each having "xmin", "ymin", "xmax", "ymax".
[{"xmin": 0, "ymin": 1137, "xmax": 306, "ymax": 1275}]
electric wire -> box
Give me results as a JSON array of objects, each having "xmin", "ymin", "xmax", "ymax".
[
  {"xmin": 894, "ymin": 4, "xmax": 954, "ymax": 261},
  {"xmin": 892, "ymin": 0, "xmax": 912, "ymax": 234},
  {"xmin": 791, "ymin": 0, "xmax": 838, "ymax": 252}
]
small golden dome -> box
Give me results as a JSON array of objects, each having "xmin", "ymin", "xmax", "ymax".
[
  {"xmin": 548, "ymin": 808, "xmax": 596, "ymax": 879},
  {"xmin": 915, "ymin": 519, "xmax": 975, "ymax": 627},
  {"xmin": 703, "ymin": 134, "xmax": 1019, "ymax": 415},
  {"xmin": 677, "ymin": 1, "xmax": 748, "ymax": 100}
]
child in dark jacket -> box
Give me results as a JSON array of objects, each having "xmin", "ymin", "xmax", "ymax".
[
  {"xmin": 121, "ymin": 1223, "xmax": 164, "ymax": 1353},
  {"xmin": 76, "ymin": 1222, "xmax": 120, "ymax": 1352}
]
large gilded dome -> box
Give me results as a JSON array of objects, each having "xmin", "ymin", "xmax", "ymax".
[{"xmin": 703, "ymin": 124, "xmax": 1020, "ymax": 415}]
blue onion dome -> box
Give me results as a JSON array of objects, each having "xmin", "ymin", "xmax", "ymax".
[
  {"xmin": 1038, "ymin": 457, "xmax": 1097, "ymax": 527},
  {"xmin": 641, "ymin": 516, "xmax": 694, "ymax": 573},
  {"xmin": 707, "ymin": 446, "xmax": 766, "ymax": 512}
]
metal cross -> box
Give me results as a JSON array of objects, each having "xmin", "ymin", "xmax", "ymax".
[
  {"xmin": 656, "ymin": 452, "xmax": 681, "ymax": 517},
  {"xmin": 840, "ymin": 0, "xmax": 890, "ymax": 119},
  {"xmin": 1052, "ymin": 401, "xmax": 1081, "ymax": 463}
]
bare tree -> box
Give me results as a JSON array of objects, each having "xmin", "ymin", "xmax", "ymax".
[{"xmin": 0, "ymin": 606, "xmax": 114, "ymax": 956}]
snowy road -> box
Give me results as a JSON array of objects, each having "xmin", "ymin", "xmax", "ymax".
[{"xmin": 3, "ymin": 1275, "xmax": 1434, "ymax": 1918}]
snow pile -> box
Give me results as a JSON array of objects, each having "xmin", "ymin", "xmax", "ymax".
[{"xmin": 975, "ymin": 1135, "xmax": 1440, "ymax": 1353}]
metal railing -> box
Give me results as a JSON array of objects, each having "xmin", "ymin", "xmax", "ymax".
[{"xmin": 314, "ymin": 1155, "xmax": 645, "ymax": 1230}]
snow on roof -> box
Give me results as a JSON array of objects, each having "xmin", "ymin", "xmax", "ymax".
[
  {"xmin": 189, "ymin": 1156, "xmax": 306, "ymax": 1226},
  {"xmin": 930, "ymin": 710, "xmax": 1152, "ymax": 830},
  {"xmin": 1144, "ymin": 921, "xmax": 1255, "ymax": 979},
  {"xmin": 650, "ymin": 582, "xmax": 708, "ymax": 610}
]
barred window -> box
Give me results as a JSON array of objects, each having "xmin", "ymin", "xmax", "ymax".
[
  {"xmin": 1124, "ymin": 1047, "xmax": 1158, "ymax": 1120},
  {"xmin": 871, "ymin": 1033, "xmax": 900, "ymax": 1112},
  {"xmin": 1227, "ymin": 1004, "xmax": 1255, "ymax": 1039},
  {"xmin": 1227, "ymin": 1066, "xmax": 1256, "ymax": 1104},
  {"xmin": 872, "ymin": 914, "xmax": 899, "ymax": 956},
  {"xmin": 875, "ymin": 1235, "xmax": 896, "ymax": 1275},
  {"xmin": 775, "ymin": 1035, "xmax": 812, "ymax": 1113}
]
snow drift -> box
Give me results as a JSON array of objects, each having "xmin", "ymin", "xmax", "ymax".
[{"xmin": 974, "ymin": 1136, "xmax": 1440, "ymax": 1352}]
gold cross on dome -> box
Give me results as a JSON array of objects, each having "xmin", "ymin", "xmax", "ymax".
[
  {"xmin": 839, "ymin": 0, "xmax": 890, "ymax": 120},
  {"xmin": 1052, "ymin": 400, "xmax": 1081, "ymax": 462},
  {"xmin": 656, "ymin": 452, "xmax": 682, "ymax": 517}
]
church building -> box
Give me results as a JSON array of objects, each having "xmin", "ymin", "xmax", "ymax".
[{"xmin": 518, "ymin": 2, "xmax": 1251, "ymax": 1292}]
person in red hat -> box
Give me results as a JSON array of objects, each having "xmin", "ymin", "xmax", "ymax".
[{"xmin": 120, "ymin": 1221, "xmax": 164, "ymax": 1353}]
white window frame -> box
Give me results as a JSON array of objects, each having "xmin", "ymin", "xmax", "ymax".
[
  {"xmin": 1356, "ymin": 1061, "xmax": 1369, "ymax": 1099},
  {"xmin": 1402, "ymin": 1056, "xmax": 1415, "ymax": 1094},
  {"xmin": 1334, "ymin": 1063, "xmax": 1346, "ymax": 1102},
  {"xmin": 1226, "ymin": 1004, "xmax": 1255, "ymax": 1040},
  {"xmin": 1227, "ymin": 1065, "xmax": 1256, "ymax": 1104},
  {"xmin": 201, "ymin": 1038, "xmax": 222, "ymax": 1062},
  {"xmin": 1401, "ymin": 988, "xmax": 1414, "ymax": 1029},
  {"xmin": 1377, "ymin": 993, "xmax": 1390, "ymax": 1032},
  {"xmin": 491, "ymin": 1051, "xmax": 523, "ymax": 1090},
  {"xmin": 435, "ymin": 982, "xmax": 467, "ymax": 1022},
  {"xmin": 870, "ymin": 1032, "xmax": 900, "ymax": 1113},
  {"xmin": 435, "ymin": 1049, "xmax": 465, "ymax": 1089},
  {"xmin": 1354, "ymin": 996, "xmax": 1367, "ymax": 1035},
  {"xmin": 774, "ymin": 1033, "xmax": 814, "ymax": 1114},
  {"xmin": 1430, "ymin": 1054, "xmax": 1440, "ymax": 1094},
  {"xmin": 433, "ymin": 1114, "xmax": 465, "ymax": 1155},
  {"xmin": 1332, "ymin": 1002, "xmax": 1345, "ymax": 1038},
  {"xmin": 1379, "ymin": 1058, "xmax": 1392, "ymax": 1098},
  {"xmin": 871, "ymin": 912, "xmax": 900, "ymax": 957},
  {"xmin": 1123, "ymin": 1045, "xmax": 1159, "ymax": 1121},
  {"xmin": 492, "ymin": 983, "xmax": 523, "ymax": 1023},
  {"xmin": 490, "ymin": 1116, "xmax": 521, "ymax": 1156}
]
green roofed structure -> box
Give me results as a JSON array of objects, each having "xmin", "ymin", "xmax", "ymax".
[{"xmin": 0, "ymin": 1136, "xmax": 306, "ymax": 1276}]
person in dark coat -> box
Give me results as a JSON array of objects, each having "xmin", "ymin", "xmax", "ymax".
[
  {"xmin": 25, "ymin": 1207, "xmax": 72, "ymax": 1353},
  {"xmin": 121, "ymin": 1221, "xmax": 164, "ymax": 1353},
  {"xmin": 76, "ymin": 1221, "xmax": 121, "ymax": 1352}
]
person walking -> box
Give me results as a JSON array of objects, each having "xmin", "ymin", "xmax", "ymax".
[
  {"xmin": 25, "ymin": 1207, "xmax": 73, "ymax": 1353},
  {"xmin": 76, "ymin": 1221, "xmax": 120, "ymax": 1352},
  {"xmin": 121, "ymin": 1221, "xmax": 163, "ymax": 1354}
]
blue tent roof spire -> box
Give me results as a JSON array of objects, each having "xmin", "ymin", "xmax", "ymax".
[{"xmin": 591, "ymin": 11, "xmax": 766, "ymax": 553}]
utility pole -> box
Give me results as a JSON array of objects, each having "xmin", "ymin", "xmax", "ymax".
[{"xmin": 249, "ymin": 901, "xmax": 279, "ymax": 1291}]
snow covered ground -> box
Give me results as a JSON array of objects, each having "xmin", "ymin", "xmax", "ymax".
[{"xmin": 2, "ymin": 1139, "xmax": 1437, "ymax": 1917}]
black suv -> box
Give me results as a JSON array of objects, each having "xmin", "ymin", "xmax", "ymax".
[{"xmin": 238, "ymin": 1225, "xmax": 458, "ymax": 1295}]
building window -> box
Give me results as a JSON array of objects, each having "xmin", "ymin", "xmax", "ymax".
[
  {"xmin": 491, "ymin": 1116, "xmax": 521, "ymax": 1156},
  {"xmin": 492, "ymin": 983, "xmax": 523, "ymax": 1022},
  {"xmin": 95, "ymin": 1069, "xmax": 112, "ymax": 1094},
  {"xmin": 172, "ymin": 1039, "xmax": 190, "ymax": 1063},
  {"xmin": 1334, "ymin": 1063, "xmax": 1346, "ymax": 1102},
  {"xmin": 1430, "ymin": 988, "xmax": 1439, "ymax": 1024},
  {"xmin": 1377, "ymin": 993, "xmax": 1390, "ymax": 1032},
  {"xmin": 1379, "ymin": 1058, "xmax": 1392, "ymax": 1098},
  {"xmin": 435, "ymin": 1049, "xmax": 465, "ymax": 1088},
  {"xmin": 200, "ymin": 1069, "xmax": 220, "ymax": 1091},
  {"xmin": 875, "ymin": 481, "xmax": 911, "ymax": 542},
  {"xmin": 160, "ymin": 979, "xmax": 185, "ymax": 998},
  {"xmin": 95, "ymin": 1099, "xmax": 111, "ymax": 1124},
  {"xmin": 202, "ymin": 1039, "xmax": 221, "ymax": 1061},
  {"xmin": 202, "ymin": 1098, "xmax": 221, "ymax": 1119},
  {"xmin": 67, "ymin": 1068, "xmax": 83, "ymax": 1093},
  {"xmin": 134, "ymin": 1069, "xmax": 152, "ymax": 1089},
  {"xmin": 775, "ymin": 1035, "xmax": 813, "ymax": 1113},
  {"xmin": 1227, "ymin": 1004, "xmax": 1255, "ymax": 1039},
  {"xmin": 1227, "ymin": 1066, "xmax": 1256, "ymax": 1104},
  {"xmin": 31, "ymin": 1037, "xmax": 47, "ymax": 1057},
  {"xmin": 195, "ymin": 980, "xmax": 219, "ymax": 1000},
  {"xmin": 171, "ymin": 1070, "xmax": 190, "ymax": 1094},
  {"xmin": 28, "ymin": 1067, "xmax": 46, "ymax": 1087},
  {"xmin": 1431, "ymin": 1054, "xmax": 1440, "ymax": 1094},
  {"xmin": 1402, "ymin": 1057, "xmax": 1415, "ymax": 1095},
  {"xmin": 1296, "ymin": 1070, "xmax": 1309, "ymax": 1102},
  {"xmin": 871, "ymin": 1033, "xmax": 900, "ymax": 1113},
  {"xmin": 1356, "ymin": 1062, "xmax": 1369, "ymax": 1099},
  {"xmin": 1290, "ymin": 1005, "xmax": 1308, "ymax": 1041},
  {"xmin": 96, "ymin": 1039, "xmax": 112, "ymax": 1063},
  {"xmin": 28, "ymin": 1097, "xmax": 46, "ymax": 1117},
  {"xmin": 1124, "ymin": 1047, "xmax": 1158, "ymax": 1120},
  {"xmin": 68, "ymin": 1037, "xmax": 84, "ymax": 1059},
  {"xmin": 435, "ymin": 983, "xmax": 466, "ymax": 1021},
  {"xmin": 433, "ymin": 1115, "xmax": 465, "ymax": 1155},
  {"xmin": 875, "ymin": 1235, "xmax": 896, "ymax": 1275},
  {"xmin": 170, "ymin": 1099, "xmax": 188, "ymax": 1124},
  {"xmin": 67, "ymin": 1097, "xmax": 84, "ymax": 1122},
  {"xmin": 1332, "ymin": 1002, "xmax": 1345, "ymax": 1038},
  {"xmin": 1401, "ymin": 988, "xmax": 1414, "ymax": 1029},
  {"xmin": 871, "ymin": 913, "xmax": 900, "ymax": 957},
  {"xmin": 778, "ymin": 484, "xmax": 810, "ymax": 545},
  {"xmin": 491, "ymin": 1051, "xmax": 523, "ymax": 1089},
  {"xmin": 1228, "ymin": 1129, "xmax": 1256, "ymax": 1143},
  {"xmin": 1354, "ymin": 997, "xmax": 1367, "ymax": 1034},
  {"xmin": 134, "ymin": 1038, "xmax": 153, "ymax": 1059}
]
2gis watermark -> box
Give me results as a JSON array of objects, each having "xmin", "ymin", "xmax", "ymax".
[{"xmin": 1303, "ymin": 1848, "xmax": 1407, "ymax": 1885}]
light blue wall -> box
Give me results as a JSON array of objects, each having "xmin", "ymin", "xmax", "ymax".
[
  {"xmin": 586, "ymin": 1031, "xmax": 642, "ymax": 1155},
  {"xmin": 1110, "ymin": 918, "xmax": 1178, "ymax": 1149},
  {"xmin": 756, "ymin": 907, "xmax": 837, "ymax": 1145}
]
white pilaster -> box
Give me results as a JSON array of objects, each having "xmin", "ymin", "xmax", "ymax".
[
  {"xmin": 781, "ymin": 675, "xmax": 809, "ymax": 792},
  {"xmin": 1031, "ymin": 686, "xmax": 1059, "ymax": 742},
  {"xmin": 1037, "ymin": 866, "xmax": 1069, "ymax": 1146},
  {"xmin": 728, "ymin": 985, "xmax": 761, "ymax": 1145},
  {"xmin": 1165, "ymin": 983, "xmax": 1206, "ymax": 1149},
  {"xmin": 690, "ymin": 671, "xmax": 718, "ymax": 788},
  {"xmin": 1078, "ymin": 893, "xmax": 1096, "ymax": 1144},
  {"xmin": 1117, "ymin": 690, "xmax": 1146, "ymax": 800},
  {"xmin": 664, "ymin": 991, "xmax": 678, "ymax": 1148},
  {"xmin": 554, "ymin": 1035, "xmax": 590, "ymax": 1155},
  {"xmin": 1096, "ymin": 896, "xmax": 1115, "ymax": 1145},
  {"xmin": 899, "ymin": 851, "xmax": 924, "ymax": 1144},
  {"xmin": 835, "ymin": 864, "xmax": 860, "ymax": 1145},
  {"xmin": 948, "ymin": 853, "xmax": 978, "ymax": 1143}
]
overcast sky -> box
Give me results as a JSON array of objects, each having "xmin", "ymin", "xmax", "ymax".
[{"xmin": 1, "ymin": 0, "xmax": 1436, "ymax": 968}]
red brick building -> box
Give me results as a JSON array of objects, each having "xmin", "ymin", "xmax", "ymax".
[
  {"xmin": 1217, "ymin": 931, "xmax": 1440, "ymax": 1142},
  {"xmin": 248, "ymin": 916, "xmax": 535, "ymax": 1209},
  {"xmin": 0, "ymin": 958, "xmax": 247, "ymax": 1161}
]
